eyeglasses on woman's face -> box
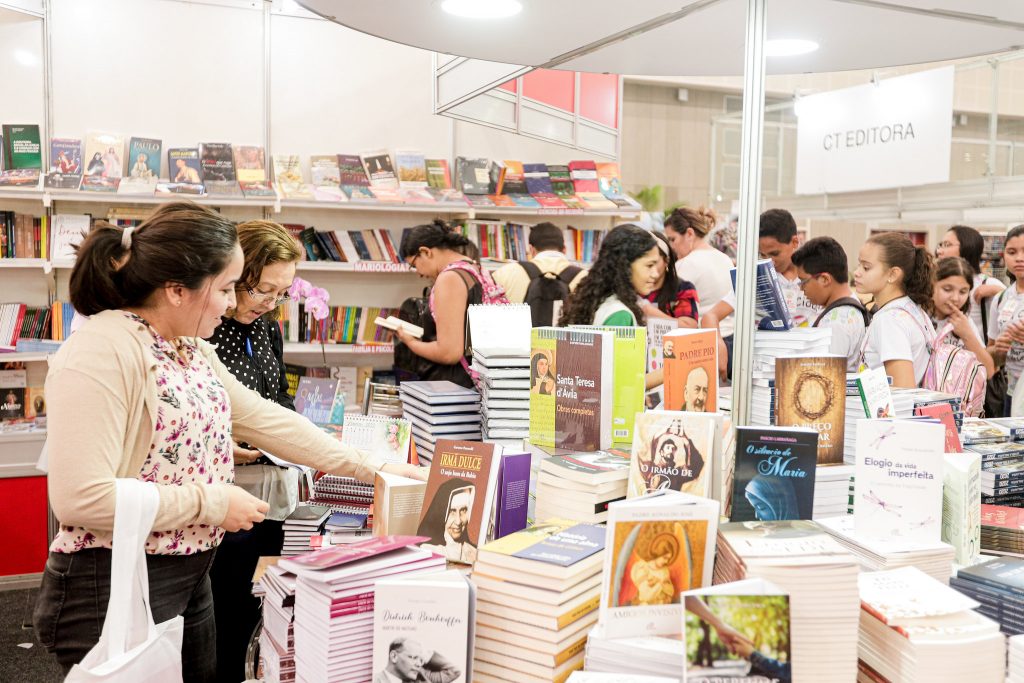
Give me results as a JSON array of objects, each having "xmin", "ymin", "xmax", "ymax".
[{"xmin": 245, "ymin": 287, "xmax": 291, "ymax": 307}]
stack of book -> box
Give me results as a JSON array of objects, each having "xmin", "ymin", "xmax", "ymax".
[
  {"xmin": 285, "ymin": 536, "xmax": 446, "ymax": 683},
  {"xmin": 859, "ymin": 566, "xmax": 1005, "ymax": 682},
  {"xmin": 715, "ymin": 520, "xmax": 859, "ymax": 682},
  {"xmin": 814, "ymin": 464, "xmax": 855, "ymax": 518},
  {"xmin": 966, "ymin": 442, "xmax": 1024, "ymax": 506},
  {"xmin": 844, "ymin": 386, "xmax": 961, "ymax": 463},
  {"xmin": 282, "ymin": 504, "xmax": 332, "ymax": 556},
  {"xmin": 1009, "ymin": 634, "xmax": 1024, "ymax": 683},
  {"xmin": 470, "ymin": 521, "xmax": 606, "ymax": 683},
  {"xmin": 258, "ymin": 564, "xmax": 297, "ymax": 683},
  {"xmin": 399, "ymin": 380, "xmax": 481, "ymax": 464},
  {"xmin": 962, "ymin": 417, "xmax": 1015, "ymax": 445},
  {"xmin": 583, "ymin": 626, "xmax": 684, "ymax": 680},
  {"xmin": 952, "ymin": 557, "xmax": 1024, "ymax": 635},
  {"xmin": 751, "ymin": 328, "xmax": 832, "ymax": 374},
  {"xmin": 980, "ymin": 504, "xmax": 1024, "ymax": 556},
  {"xmin": 324, "ymin": 510, "xmax": 371, "ymax": 545},
  {"xmin": 990, "ymin": 417, "xmax": 1024, "ymax": 441},
  {"xmin": 817, "ymin": 515, "xmax": 955, "ymax": 583},
  {"xmin": 310, "ymin": 474, "xmax": 375, "ymax": 521},
  {"xmin": 534, "ymin": 449, "xmax": 630, "ymax": 524},
  {"xmin": 468, "ymin": 304, "xmax": 532, "ymax": 446}
]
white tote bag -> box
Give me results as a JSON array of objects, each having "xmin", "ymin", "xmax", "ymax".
[{"xmin": 65, "ymin": 479, "xmax": 185, "ymax": 682}]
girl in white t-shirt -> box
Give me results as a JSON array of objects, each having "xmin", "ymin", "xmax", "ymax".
[
  {"xmin": 935, "ymin": 225, "xmax": 1005, "ymax": 334},
  {"xmin": 854, "ymin": 232, "xmax": 936, "ymax": 388},
  {"xmin": 931, "ymin": 257, "xmax": 995, "ymax": 378},
  {"xmin": 988, "ymin": 225, "xmax": 1024, "ymax": 414}
]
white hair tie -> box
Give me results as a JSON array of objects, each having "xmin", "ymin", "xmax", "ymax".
[{"xmin": 121, "ymin": 226, "xmax": 135, "ymax": 250}]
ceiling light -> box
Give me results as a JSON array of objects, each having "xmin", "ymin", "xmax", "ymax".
[
  {"xmin": 441, "ymin": 0, "xmax": 522, "ymax": 20},
  {"xmin": 765, "ymin": 39, "xmax": 819, "ymax": 57}
]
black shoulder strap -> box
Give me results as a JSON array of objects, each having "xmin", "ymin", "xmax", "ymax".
[
  {"xmin": 519, "ymin": 260, "xmax": 542, "ymax": 280},
  {"xmin": 813, "ymin": 296, "xmax": 869, "ymax": 327},
  {"xmin": 981, "ymin": 292, "xmax": 991, "ymax": 345},
  {"xmin": 557, "ymin": 265, "xmax": 583, "ymax": 284}
]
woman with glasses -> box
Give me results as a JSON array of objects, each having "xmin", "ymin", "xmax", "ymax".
[{"xmin": 206, "ymin": 219, "xmax": 301, "ymax": 682}]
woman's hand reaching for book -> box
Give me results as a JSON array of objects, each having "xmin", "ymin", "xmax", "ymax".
[
  {"xmin": 232, "ymin": 440, "xmax": 261, "ymax": 465},
  {"xmin": 381, "ymin": 462, "xmax": 429, "ymax": 481},
  {"xmin": 221, "ymin": 486, "xmax": 270, "ymax": 532}
]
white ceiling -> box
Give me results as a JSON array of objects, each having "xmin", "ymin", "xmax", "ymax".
[{"xmin": 298, "ymin": 0, "xmax": 1024, "ymax": 76}]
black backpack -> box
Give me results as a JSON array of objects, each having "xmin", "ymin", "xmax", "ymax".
[
  {"xmin": 812, "ymin": 296, "xmax": 870, "ymax": 327},
  {"xmin": 519, "ymin": 261, "xmax": 583, "ymax": 327}
]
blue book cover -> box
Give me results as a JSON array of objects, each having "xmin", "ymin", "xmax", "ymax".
[
  {"xmin": 958, "ymin": 558, "xmax": 1024, "ymax": 597},
  {"xmin": 167, "ymin": 147, "xmax": 202, "ymax": 185},
  {"xmin": 509, "ymin": 193, "xmax": 541, "ymax": 208},
  {"xmin": 523, "ymin": 162, "xmax": 553, "ymax": 194},
  {"xmin": 731, "ymin": 259, "xmax": 793, "ymax": 331},
  {"xmin": 512, "ymin": 522, "xmax": 605, "ymax": 566},
  {"xmin": 327, "ymin": 511, "xmax": 368, "ymax": 529},
  {"xmin": 295, "ymin": 377, "xmax": 343, "ymax": 426},
  {"xmin": 494, "ymin": 452, "xmax": 532, "ymax": 539},
  {"xmin": 731, "ymin": 426, "xmax": 818, "ymax": 522},
  {"xmin": 128, "ymin": 137, "xmax": 162, "ymax": 179}
]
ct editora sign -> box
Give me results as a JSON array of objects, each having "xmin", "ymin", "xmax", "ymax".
[{"xmin": 795, "ymin": 66, "xmax": 953, "ymax": 195}]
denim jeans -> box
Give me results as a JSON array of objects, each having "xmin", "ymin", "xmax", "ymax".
[{"xmin": 33, "ymin": 548, "xmax": 218, "ymax": 683}]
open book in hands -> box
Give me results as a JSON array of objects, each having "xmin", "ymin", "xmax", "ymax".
[{"xmin": 374, "ymin": 315, "xmax": 424, "ymax": 339}]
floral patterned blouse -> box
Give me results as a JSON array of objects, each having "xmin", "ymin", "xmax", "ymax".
[{"xmin": 51, "ymin": 312, "xmax": 234, "ymax": 555}]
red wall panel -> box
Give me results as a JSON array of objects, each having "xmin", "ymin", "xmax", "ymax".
[
  {"xmin": 522, "ymin": 69, "xmax": 576, "ymax": 112},
  {"xmin": 0, "ymin": 476, "xmax": 48, "ymax": 575},
  {"xmin": 579, "ymin": 73, "xmax": 619, "ymax": 128}
]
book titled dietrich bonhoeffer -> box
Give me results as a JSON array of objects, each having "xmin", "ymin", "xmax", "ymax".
[
  {"xmin": 731, "ymin": 426, "xmax": 818, "ymax": 523},
  {"xmin": 529, "ymin": 327, "xmax": 614, "ymax": 452},
  {"xmin": 774, "ymin": 355, "xmax": 846, "ymax": 466}
]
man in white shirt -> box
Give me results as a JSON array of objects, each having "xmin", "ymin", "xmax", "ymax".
[
  {"xmin": 790, "ymin": 236, "xmax": 868, "ymax": 372},
  {"xmin": 491, "ymin": 222, "xmax": 587, "ymax": 304},
  {"xmin": 759, "ymin": 209, "xmax": 822, "ymax": 327}
]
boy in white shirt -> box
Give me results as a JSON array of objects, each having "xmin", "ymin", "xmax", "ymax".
[
  {"xmin": 758, "ymin": 209, "xmax": 822, "ymax": 327},
  {"xmin": 791, "ymin": 236, "xmax": 868, "ymax": 372}
]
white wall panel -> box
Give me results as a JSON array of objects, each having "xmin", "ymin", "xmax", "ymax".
[{"xmin": 0, "ymin": 12, "xmax": 44, "ymax": 126}]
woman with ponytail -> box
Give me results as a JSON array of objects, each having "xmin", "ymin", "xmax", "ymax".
[
  {"xmin": 34, "ymin": 202, "xmax": 425, "ymax": 680},
  {"xmin": 854, "ymin": 232, "xmax": 936, "ymax": 388},
  {"xmin": 397, "ymin": 219, "xmax": 508, "ymax": 387}
]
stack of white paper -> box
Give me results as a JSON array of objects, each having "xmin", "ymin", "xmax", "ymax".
[
  {"xmin": 1008, "ymin": 634, "xmax": 1024, "ymax": 683},
  {"xmin": 814, "ymin": 464, "xmax": 854, "ymax": 518},
  {"xmin": 751, "ymin": 328, "xmax": 831, "ymax": 374},
  {"xmin": 818, "ymin": 515, "xmax": 955, "ymax": 583},
  {"xmin": 583, "ymin": 624, "xmax": 685, "ymax": 680}
]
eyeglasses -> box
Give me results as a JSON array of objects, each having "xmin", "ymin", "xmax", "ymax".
[
  {"xmin": 797, "ymin": 275, "xmax": 818, "ymax": 288},
  {"xmin": 407, "ymin": 254, "xmax": 420, "ymax": 269},
  {"xmin": 938, "ymin": 241, "xmax": 959, "ymax": 249},
  {"xmin": 246, "ymin": 287, "xmax": 292, "ymax": 307}
]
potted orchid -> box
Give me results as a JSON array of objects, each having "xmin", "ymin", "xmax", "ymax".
[{"xmin": 288, "ymin": 276, "xmax": 331, "ymax": 365}]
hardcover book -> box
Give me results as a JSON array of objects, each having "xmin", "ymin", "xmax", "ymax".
[
  {"xmin": 360, "ymin": 150, "xmax": 398, "ymax": 188},
  {"xmin": 730, "ymin": 426, "xmax": 818, "ymax": 522},
  {"xmin": 854, "ymin": 419, "xmax": 945, "ymax": 543},
  {"xmin": 373, "ymin": 470, "xmax": 427, "ymax": 537},
  {"xmin": 529, "ymin": 327, "xmax": 614, "ymax": 452},
  {"xmin": 628, "ymin": 411, "xmax": 718, "ymax": 499},
  {"xmin": 570, "ymin": 325, "xmax": 647, "ymax": 445},
  {"xmin": 295, "ymin": 377, "xmax": 345, "ymax": 426},
  {"xmin": 127, "ymin": 137, "xmax": 162, "ymax": 180},
  {"xmin": 45, "ymin": 138, "xmax": 82, "ymax": 189},
  {"xmin": 600, "ymin": 491, "xmax": 720, "ymax": 638},
  {"xmin": 1, "ymin": 124, "xmax": 42, "ymax": 170},
  {"xmin": 416, "ymin": 439, "xmax": 503, "ymax": 565},
  {"xmin": 425, "ymin": 158, "xmax": 452, "ymax": 189},
  {"xmin": 662, "ymin": 328, "xmax": 718, "ymax": 413},
  {"xmin": 233, "ymin": 145, "xmax": 267, "ymax": 182},
  {"xmin": 83, "ymin": 131, "xmax": 125, "ymax": 178},
  {"xmin": 730, "ymin": 260, "xmax": 793, "ymax": 331},
  {"xmin": 395, "ymin": 150, "xmax": 428, "ymax": 188},
  {"xmin": 373, "ymin": 570, "xmax": 475, "ymax": 683},
  {"xmin": 774, "ymin": 355, "xmax": 846, "ymax": 465},
  {"xmin": 167, "ymin": 148, "xmax": 203, "ymax": 186},
  {"xmin": 455, "ymin": 157, "xmax": 491, "ymax": 194},
  {"xmin": 854, "ymin": 366, "xmax": 894, "ymax": 419}
]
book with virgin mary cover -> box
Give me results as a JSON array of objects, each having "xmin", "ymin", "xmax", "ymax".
[
  {"xmin": 730, "ymin": 426, "xmax": 818, "ymax": 523},
  {"xmin": 529, "ymin": 327, "xmax": 614, "ymax": 452},
  {"xmin": 415, "ymin": 439, "xmax": 503, "ymax": 565},
  {"xmin": 627, "ymin": 411, "xmax": 718, "ymax": 500},
  {"xmin": 774, "ymin": 355, "xmax": 846, "ymax": 465}
]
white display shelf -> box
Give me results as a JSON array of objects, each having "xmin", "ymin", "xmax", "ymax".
[
  {"xmin": 0, "ymin": 429, "xmax": 46, "ymax": 444},
  {"xmin": 0, "ymin": 352, "xmax": 53, "ymax": 363},
  {"xmin": 0, "ymin": 258, "xmax": 48, "ymax": 269},
  {"xmin": 283, "ymin": 342, "xmax": 394, "ymax": 355},
  {"xmin": 296, "ymin": 261, "xmax": 414, "ymax": 274}
]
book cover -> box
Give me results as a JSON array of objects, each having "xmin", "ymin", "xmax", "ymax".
[
  {"xmin": 568, "ymin": 160, "xmax": 599, "ymax": 193},
  {"xmin": 233, "ymin": 145, "xmax": 267, "ymax": 182},
  {"xmin": 45, "ymin": 138, "xmax": 82, "ymax": 189},
  {"xmin": 943, "ymin": 452, "xmax": 980, "ymax": 567},
  {"xmin": 295, "ymin": 377, "xmax": 344, "ymax": 426},
  {"xmin": 127, "ymin": 137, "xmax": 162, "ymax": 180},
  {"xmin": 199, "ymin": 142, "xmax": 236, "ymax": 182},
  {"xmin": 523, "ymin": 162, "xmax": 553, "ymax": 195},
  {"xmin": 628, "ymin": 411, "xmax": 718, "ymax": 499},
  {"xmin": 82, "ymin": 131, "xmax": 125, "ymax": 179},
  {"xmin": 278, "ymin": 534, "xmax": 427, "ymax": 572},
  {"xmin": 373, "ymin": 470, "xmax": 427, "ymax": 537},
  {"xmin": 501, "ymin": 160, "xmax": 527, "ymax": 194},
  {"xmin": 0, "ymin": 369, "xmax": 27, "ymax": 421},
  {"xmin": 577, "ymin": 192, "xmax": 617, "ymax": 210},
  {"xmin": 596, "ymin": 162, "xmax": 623, "ymax": 196},
  {"xmin": 455, "ymin": 157, "xmax": 491, "ymax": 194},
  {"xmin": 774, "ymin": 355, "xmax": 846, "ymax": 466},
  {"xmin": 341, "ymin": 414, "xmax": 411, "ymax": 465},
  {"xmin": 167, "ymin": 148, "xmax": 203, "ymax": 185},
  {"xmin": 425, "ymin": 158, "xmax": 452, "ymax": 189},
  {"xmin": 272, "ymin": 154, "xmax": 310, "ymax": 198},
  {"xmin": 539, "ymin": 449, "xmax": 631, "ymax": 485},
  {"xmin": 395, "ymin": 150, "xmax": 428, "ymax": 188},
  {"xmin": 646, "ymin": 318, "xmax": 676, "ymax": 373},
  {"xmin": 854, "ymin": 367, "xmax": 894, "ymax": 419},
  {"xmin": 116, "ymin": 177, "xmax": 157, "ymax": 196},
  {"xmin": 731, "ymin": 426, "xmax": 818, "ymax": 522},
  {"xmin": 373, "ymin": 570, "xmax": 474, "ymax": 683},
  {"xmin": 601, "ymin": 491, "xmax": 720, "ymax": 638},
  {"xmin": 239, "ymin": 180, "xmax": 275, "ymax": 197},
  {"xmin": 80, "ymin": 175, "xmax": 120, "ymax": 193},
  {"xmin": 309, "ymin": 154, "xmax": 341, "ymax": 188},
  {"xmin": 479, "ymin": 520, "xmax": 604, "ymax": 569},
  {"xmin": 915, "ymin": 402, "xmax": 962, "ymax": 453},
  {"xmin": 532, "ymin": 192, "xmax": 567, "ymax": 208},
  {"xmin": 662, "ymin": 329, "xmax": 718, "ymax": 413},
  {"xmin": 508, "ymin": 193, "xmax": 541, "ymax": 208},
  {"xmin": 548, "ymin": 164, "xmax": 575, "ymax": 196},
  {"xmin": 529, "ymin": 327, "xmax": 614, "ymax": 452},
  {"xmin": 570, "ymin": 325, "xmax": 647, "ymax": 445},
  {"xmin": 416, "ymin": 439, "xmax": 502, "ymax": 564},
  {"xmin": 730, "ymin": 260, "xmax": 793, "ymax": 331},
  {"xmin": 50, "ymin": 214, "xmax": 90, "ymax": 262},
  {"xmin": 338, "ymin": 153, "xmax": 370, "ymax": 186},
  {"xmin": 854, "ymin": 419, "xmax": 945, "ymax": 542},
  {"xmin": 495, "ymin": 452, "xmax": 532, "ymax": 539},
  {"xmin": 361, "ymin": 150, "xmax": 398, "ymax": 188},
  {"xmin": 2, "ymin": 124, "xmax": 42, "ymax": 170},
  {"xmin": 683, "ymin": 587, "xmax": 791, "ymax": 683}
]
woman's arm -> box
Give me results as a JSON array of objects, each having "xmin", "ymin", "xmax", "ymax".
[
  {"xmin": 396, "ymin": 270, "xmax": 468, "ymax": 365},
  {"xmin": 883, "ymin": 359, "xmax": 917, "ymax": 389}
]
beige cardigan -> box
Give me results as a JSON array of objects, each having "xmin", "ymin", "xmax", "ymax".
[{"xmin": 45, "ymin": 309, "xmax": 383, "ymax": 535}]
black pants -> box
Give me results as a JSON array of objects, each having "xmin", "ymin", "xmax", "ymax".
[
  {"xmin": 32, "ymin": 548, "xmax": 217, "ymax": 682},
  {"xmin": 209, "ymin": 518, "xmax": 284, "ymax": 683}
]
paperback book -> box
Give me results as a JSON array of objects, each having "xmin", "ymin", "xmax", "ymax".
[
  {"xmin": 570, "ymin": 325, "xmax": 646, "ymax": 445},
  {"xmin": 373, "ymin": 470, "xmax": 427, "ymax": 537},
  {"xmin": 2, "ymin": 124, "xmax": 42, "ymax": 171},
  {"xmin": 126, "ymin": 137, "xmax": 161, "ymax": 181},
  {"xmin": 233, "ymin": 145, "xmax": 267, "ymax": 182},
  {"xmin": 662, "ymin": 328, "xmax": 718, "ymax": 413},
  {"xmin": 45, "ymin": 137, "xmax": 82, "ymax": 189},
  {"xmin": 167, "ymin": 147, "xmax": 203, "ymax": 187},
  {"xmin": 295, "ymin": 377, "xmax": 345, "ymax": 426},
  {"xmin": 361, "ymin": 150, "xmax": 398, "ymax": 188},
  {"xmin": 425, "ymin": 158, "xmax": 452, "ymax": 189},
  {"xmin": 730, "ymin": 259, "xmax": 792, "ymax": 331},
  {"xmin": 774, "ymin": 355, "xmax": 846, "ymax": 465},
  {"xmin": 199, "ymin": 142, "xmax": 235, "ymax": 182},
  {"xmin": 853, "ymin": 366, "xmax": 894, "ymax": 419},
  {"xmin": 83, "ymin": 131, "xmax": 125, "ymax": 178},
  {"xmin": 731, "ymin": 426, "xmax": 818, "ymax": 522},
  {"xmin": 628, "ymin": 410, "xmax": 718, "ymax": 499},
  {"xmin": 395, "ymin": 150, "xmax": 428, "ymax": 188},
  {"xmin": 272, "ymin": 154, "xmax": 311, "ymax": 198}
]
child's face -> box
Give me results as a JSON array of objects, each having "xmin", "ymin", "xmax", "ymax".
[
  {"xmin": 795, "ymin": 265, "xmax": 829, "ymax": 306},
  {"xmin": 759, "ymin": 236, "xmax": 798, "ymax": 274},
  {"xmin": 1006, "ymin": 236, "xmax": 1024, "ymax": 282},
  {"xmin": 854, "ymin": 243, "xmax": 892, "ymax": 296},
  {"xmin": 933, "ymin": 275, "xmax": 970, "ymax": 317}
]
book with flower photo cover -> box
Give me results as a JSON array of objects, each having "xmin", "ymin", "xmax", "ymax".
[
  {"xmin": 627, "ymin": 411, "xmax": 719, "ymax": 500},
  {"xmin": 340, "ymin": 414, "xmax": 411, "ymax": 465}
]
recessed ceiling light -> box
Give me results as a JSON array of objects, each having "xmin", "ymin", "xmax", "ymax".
[
  {"xmin": 441, "ymin": 0, "xmax": 522, "ymax": 20},
  {"xmin": 765, "ymin": 39, "xmax": 819, "ymax": 57}
]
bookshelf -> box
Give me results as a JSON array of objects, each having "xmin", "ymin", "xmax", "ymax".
[{"xmin": 981, "ymin": 230, "xmax": 1007, "ymax": 282}]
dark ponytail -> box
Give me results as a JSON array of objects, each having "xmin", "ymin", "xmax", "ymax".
[
  {"xmin": 867, "ymin": 232, "xmax": 935, "ymax": 314},
  {"xmin": 69, "ymin": 202, "xmax": 238, "ymax": 316},
  {"xmin": 399, "ymin": 219, "xmax": 472, "ymax": 259}
]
